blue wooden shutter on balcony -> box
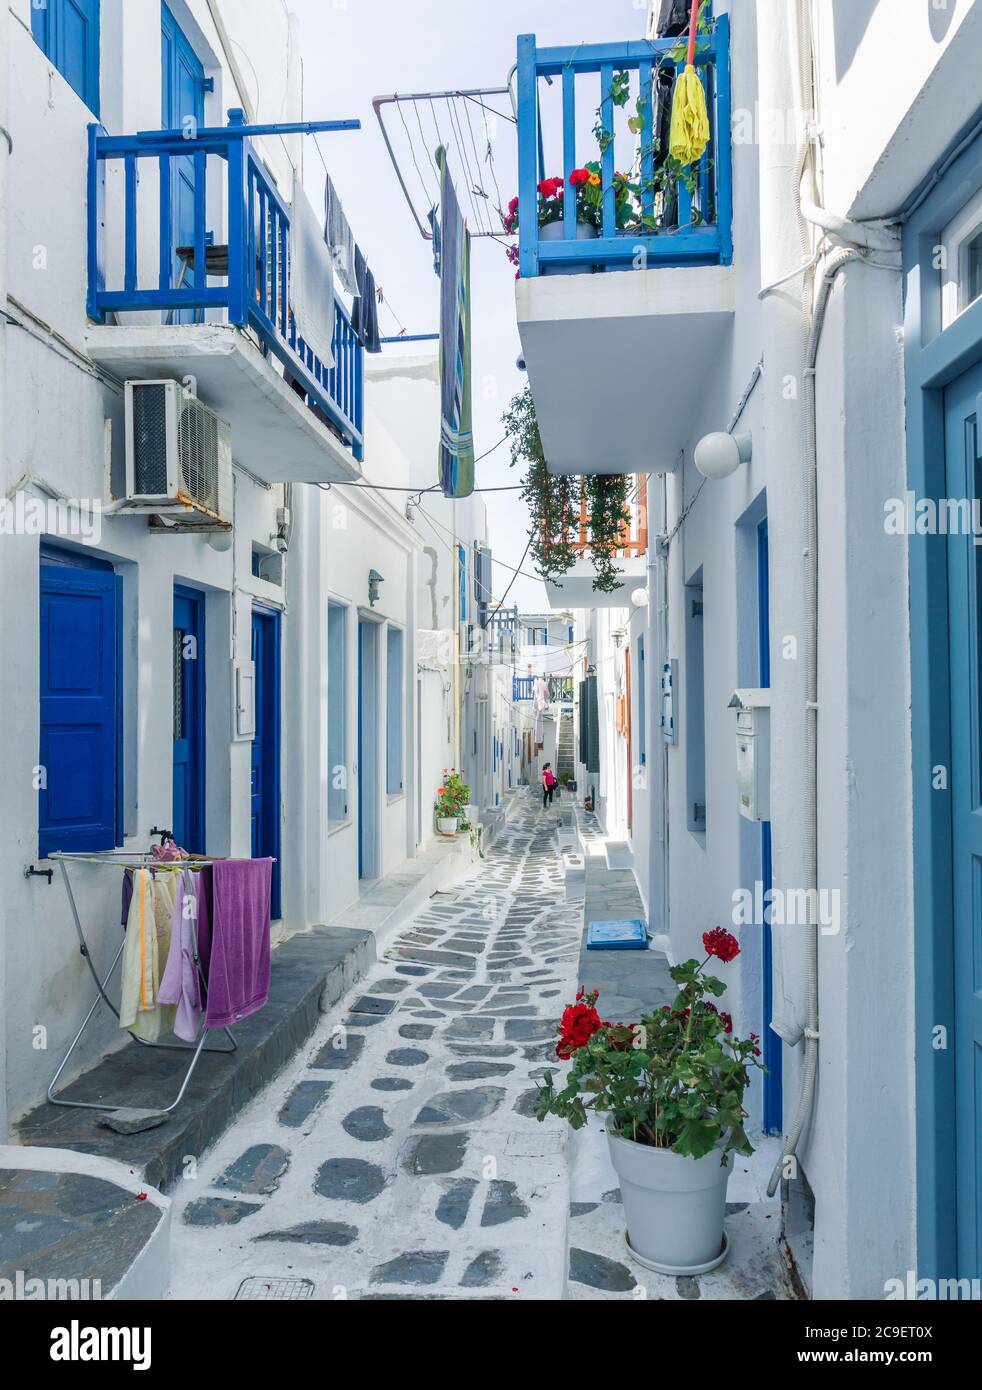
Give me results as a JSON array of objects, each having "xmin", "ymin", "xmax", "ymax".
[
  {"xmin": 39, "ymin": 563, "xmax": 120, "ymax": 856},
  {"xmin": 32, "ymin": 0, "xmax": 101, "ymax": 115}
]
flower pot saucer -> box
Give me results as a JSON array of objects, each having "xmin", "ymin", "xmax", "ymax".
[{"xmin": 623, "ymin": 1228, "xmax": 729, "ymax": 1277}]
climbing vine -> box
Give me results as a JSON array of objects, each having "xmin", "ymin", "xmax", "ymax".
[{"xmin": 503, "ymin": 386, "xmax": 633, "ymax": 595}]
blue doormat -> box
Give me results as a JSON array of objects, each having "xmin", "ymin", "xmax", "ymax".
[{"xmin": 586, "ymin": 919, "xmax": 648, "ymax": 950}]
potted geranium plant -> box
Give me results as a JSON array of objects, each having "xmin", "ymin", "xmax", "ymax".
[
  {"xmin": 535, "ymin": 927, "xmax": 764, "ymax": 1275},
  {"xmin": 434, "ymin": 769, "xmax": 470, "ymax": 836}
]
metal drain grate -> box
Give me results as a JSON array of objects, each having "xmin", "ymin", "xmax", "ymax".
[{"xmin": 235, "ymin": 1276, "xmax": 315, "ymax": 1301}]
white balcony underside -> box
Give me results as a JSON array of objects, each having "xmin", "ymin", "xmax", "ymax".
[
  {"xmin": 543, "ymin": 557, "xmax": 647, "ymax": 610},
  {"xmin": 84, "ymin": 325, "xmax": 363, "ymax": 486},
  {"xmin": 516, "ymin": 265, "xmax": 735, "ymax": 476}
]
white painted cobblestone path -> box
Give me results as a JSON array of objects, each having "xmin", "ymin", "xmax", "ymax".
[
  {"xmin": 168, "ymin": 789, "xmax": 792, "ymax": 1301},
  {"xmin": 169, "ymin": 792, "xmax": 583, "ymax": 1299}
]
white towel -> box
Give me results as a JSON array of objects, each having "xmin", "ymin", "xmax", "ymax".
[{"xmin": 290, "ymin": 170, "xmax": 335, "ymax": 370}]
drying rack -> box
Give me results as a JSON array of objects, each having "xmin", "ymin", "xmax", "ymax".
[{"xmin": 46, "ymin": 848, "xmax": 272, "ymax": 1116}]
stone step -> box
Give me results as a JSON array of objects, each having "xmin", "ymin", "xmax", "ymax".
[{"xmin": 16, "ymin": 924, "xmax": 375, "ymax": 1194}]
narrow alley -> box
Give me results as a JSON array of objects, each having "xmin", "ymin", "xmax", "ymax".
[
  {"xmin": 168, "ymin": 795, "xmax": 582, "ymax": 1299},
  {"xmin": 165, "ymin": 792, "xmax": 791, "ymax": 1301}
]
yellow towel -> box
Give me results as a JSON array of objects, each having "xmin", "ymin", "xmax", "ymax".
[
  {"xmin": 119, "ymin": 870, "xmax": 178, "ymax": 1041},
  {"xmin": 669, "ymin": 64, "xmax": 710, "ymax": 167}
]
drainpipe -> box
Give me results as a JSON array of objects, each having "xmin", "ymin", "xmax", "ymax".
[
  {"xmin": 0, "ymin": 0, "xmax": 8, "ymax": 1142},
  {"xmin": 764, "ymin": 0, "xmax": 900, "ymax": 1199},
  {"xmin": 647, "ymin": 473, "xmax": 669, "ymax": 936}
]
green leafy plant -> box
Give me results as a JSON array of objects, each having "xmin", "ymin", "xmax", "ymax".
[
  {"xmin": 535, "ymin": 928, "xmax": 766, "ymax": 1160},
  {"xmin": 434, "ymin": 769, "xmax": 470, "ymax": 820},
  {"xmin": 503, "ymin": 386, "xmax": 635, "ymax": 595}
]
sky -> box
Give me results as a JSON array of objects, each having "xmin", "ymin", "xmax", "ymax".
[{"xmin": 286, "ymin": 0, "xmax": 652, "ymax": 613}]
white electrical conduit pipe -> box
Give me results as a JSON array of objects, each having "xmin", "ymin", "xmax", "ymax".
[{"xmin": 766, "ymin": 243, "xmax": 860, "ymax": 1199}]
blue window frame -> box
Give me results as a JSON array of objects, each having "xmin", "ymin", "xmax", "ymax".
[
  {"xmin": 172, "ymin": 586, "xmax": 206, "ymax": 854},
  {"xmin": 39, "ymin": 547, "xmax": 121, "ymax": 855},
  {"xmin": 457, "ymin": 545, "xmax": 468, "ymax": 624},
  {"xmin": 386, "ymin": 626, "xmax": 404, "ymax": 795},
  {"xmin": 327, "ymin": 601, "xmax": 348, "ymax": 822},
  {"xmin": 32, "ymin": 0, "xmax": 100, "ymax": 115},
  {"xmin": 684, "ymin": 571, "xmax": 706, "ymax": 831},
  {"xmin": 636, "ymin": 635, "xmax": 646, "ymax": 768}
]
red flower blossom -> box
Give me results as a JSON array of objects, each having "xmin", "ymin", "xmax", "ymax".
[
  {"xmin": 720, "ymin": 1011, "xmax": 733, "ymax": 1035},
  {"xmin": 537, "ymin": 177, "xmax": 562, "ymax": 199},
  {"xmin": 508, "ymin": 196, "xmax": 519, "ymax": 214},
  {"xmin": 568, "ymin": 168, "xmax": 590, "ymax": 187},
  {"xmin": 702, "ymin": 926, "xmax": 740, "ymax": 963},
  {"xmin": 556, "ymin": 991, "xmax": 604, "ymax": 1059}
]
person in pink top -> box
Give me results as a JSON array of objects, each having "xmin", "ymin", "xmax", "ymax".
[{"xmin": 541, "ymin": 762, "xmax": 558, "ymax": 810}]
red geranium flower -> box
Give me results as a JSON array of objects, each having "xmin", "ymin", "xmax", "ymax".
[
  {"xmin": 568, "ymin": 168, "xmax": 590, "ymax": 187},
  {"xmin": 720, "ymin": 1011, "xmax": 733, "ymax": 1035},
  {"xmin": 556, "ymin": 990, "xmax": 604, "ymax": 1058},
  {"xmin": 702, "ymin": 926, "xmax": 740, "ymax": 963},
  {"xmin": 537, "ymin": 177, "xmax": 562, "ymax": 199}
]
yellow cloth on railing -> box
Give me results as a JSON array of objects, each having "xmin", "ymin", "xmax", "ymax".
[{"xmin": 669, "ymin": 64, "xmax": 710, "ymax": 167}]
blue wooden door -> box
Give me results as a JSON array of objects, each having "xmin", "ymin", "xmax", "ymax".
[
  {"xmin": 251, "ymin": 610, "xmax": 281, "ymax": 918},
  {"xmin": 172, "ymin": 586, "xmax": 205, "ymax": 853},
  {"xmin": 944, "ymin": 362, "xmax": 982, "ymax": 1278},
  {"xmin": 161, "ymin": 3, "xmax": 206, "ymax": 319},
  {"xmin": 39, "ymin": 560, "xmax": 120, "ymax": 855},
  {"xmin": 31, "ymin": 0, "xmax": 101, "ymax": 114},
  {"xmin": 758, "ymin": 519, "xmax": 783, "ymax": 1133}
]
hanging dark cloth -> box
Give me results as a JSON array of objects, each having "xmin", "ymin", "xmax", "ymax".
[
  {"xmin": 350, "ymin": 246, "xmax": 381, "ymax": 353},
  {"xmin": 654, "ymin": 0, "xmax": 694, "ymax": 34}
]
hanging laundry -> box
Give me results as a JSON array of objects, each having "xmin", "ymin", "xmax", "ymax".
[
  {"xmin": 119, "ymin": 870, "xmax": 177, "ymax": 1041},
  {"xmin": 436, "ymin": 145, "xmax": 475, "ymax": 498},
  {"xmin": 350, "ymin": 245, "xmax": 382, "ymax": 353},
  {"xmin": 323, "ymin": 172, "xmax": 357, "ymax": 295},
  {"xmin": 290, "ymin": 169, "xmax": 336, "ymax": 369},
  {"xmin": 201, "ymin": 859, "xmax": 272, "ymax": 1028},
  {"xmin": 158, "ymin": 868, "xmax": 205, "ymax": 1043},
  {"xmin": 427, "ymin": 204, "xmax": 442, "ymax": 277}
]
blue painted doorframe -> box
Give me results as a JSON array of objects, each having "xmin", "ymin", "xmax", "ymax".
[
  {"xmin": 758, "ymin": 519, "xmax": 782, "ymax": 1134},
  {"xmin": 905, "ymin": 123, "xmax": 982, "ymax": 1283},
  {"xmin": 251, "ymin": 608, "xmax": 281, "ymax": 919},
  {"xmin": 172, "ymin": 585, "xmax": 205, "ymax": 854},
  {"xmin": 161, "ymin": 3, "xmax": 206, "ymax": 319}
]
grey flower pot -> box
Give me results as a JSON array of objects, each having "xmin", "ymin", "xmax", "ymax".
[
  {"xmin": 539, "ymin": 218, "xmax": 599, "ymax": 275},
  {"xmin": 607, "ymin": 1128, "xmax": 731, "ymax": 1275}
]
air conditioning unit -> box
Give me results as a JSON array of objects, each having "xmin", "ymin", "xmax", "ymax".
[{"xmin": 123, "ymin": 380, "xmax": 232, "ymax": 527}]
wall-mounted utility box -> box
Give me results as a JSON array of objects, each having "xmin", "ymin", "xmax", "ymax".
[
  {"xmin": 730, "ymin": 688, "xmax": 771, "ymax": 822},
  {"xmin": 234, "ymin": 660, "xmax": 256, "ymax": 741},
  {"xmin": 661, "ymin": 659, "xmax": 678, "ymax": 744}
]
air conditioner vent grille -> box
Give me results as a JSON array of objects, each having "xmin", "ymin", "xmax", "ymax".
[
  {"xmin": 177, "ymin": 395, "xmax": 220, "ymax": 512},
  {"xmin": 131, "ymin": 383, "xmax": 170, "ymax": 496}
]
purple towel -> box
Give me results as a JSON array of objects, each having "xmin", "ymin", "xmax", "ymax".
[{"xmin": 202, "ymin": 859, "xmax": 272, "ymax": 1027}]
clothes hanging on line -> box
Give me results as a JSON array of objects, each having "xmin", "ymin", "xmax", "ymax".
[
  {"xmin": 201, "ymin": 858, "xmax": 272, "ymax": 1027},
  {"xmin": 290, "ymin": 169, "xmax": 336, "ymax": 369},
  {"xmin": 350, "ymin": 245, "xmax": 382, "ymax": 354},
  {"xmin": 323, "ymin": 172, "xmax": 357, "ymax": 295}
]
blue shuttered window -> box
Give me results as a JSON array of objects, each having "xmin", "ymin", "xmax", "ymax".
[
  {"xmin": 39, "ymin": 558, "xmax": 121, "ymax": 855},
  {"xmin": 386, "ymin": 626, "xmax": 404, "ymax": 795},
  {"xmin": 31, "ymin": 0, "xmax": 101, "ymax": 115}
]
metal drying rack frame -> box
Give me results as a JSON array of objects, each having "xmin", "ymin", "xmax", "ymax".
[{"xmin": 45, "ymin": 848, "xmax": 274, "ymax": 1116}]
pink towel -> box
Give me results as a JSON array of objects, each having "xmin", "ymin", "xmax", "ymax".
[
  {"xmin": 202, "ymin": 859, "xmax": 272, "ymax": 1027},
  {"xmin": 158, "ymin": 869, "xmax": 205, "ymax": 1042}
]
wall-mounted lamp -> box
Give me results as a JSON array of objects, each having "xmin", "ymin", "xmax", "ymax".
[
  {"xmin": 630, "ymin": 588, "xmax": 650, "ymax": 609},
  {"xmin": 694, "ymin": 430, "xmax": 753, "ymax": 481},
  {"xmin": 368, "ymin": 569, "xmax": 384, "ymax": 607}
]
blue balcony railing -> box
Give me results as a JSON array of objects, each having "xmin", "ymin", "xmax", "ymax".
[
  {"xmin": 86, "ymin": 109, "xmax": 364, "ymax": 460},
  {"xmin": 516, "ymin": 17, "xmax": 731, "ymax": 277},
  {"xmin": 513, "ymin": 675, "xmax": 574, "ymax": 702}
]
